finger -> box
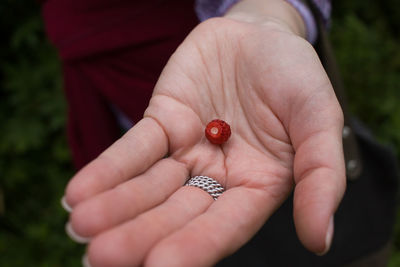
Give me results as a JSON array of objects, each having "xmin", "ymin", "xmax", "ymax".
[
  {"xmin": 293, "ymin": 129, "xmax": 346, "ymax": 255},
  {"xmin": 69, "ymin": 158, "xmax": 188, "ymax": 237},
  {"xmin": 145, "ymin": 185, "xmax": 287, "ymax": 267},
  {"xmin": 86, "ymin": 186, "xmax": 213, "ymax": 267},
  {"xmin": 65, "ymin": 117, "xmax": 168, "ymax": 207},
  {"xmin": 289, "ymin": 95, "xmax": 346, "ymax": 254}
]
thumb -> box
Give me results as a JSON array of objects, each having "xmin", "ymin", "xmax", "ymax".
[{"xmin": 289, "ymin": 90, "xmax": 346, "ymax": 254}]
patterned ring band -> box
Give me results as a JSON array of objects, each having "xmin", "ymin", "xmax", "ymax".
[{"xmin": 185, "ymin": 175, "xmax": 225, "ymax": 200}]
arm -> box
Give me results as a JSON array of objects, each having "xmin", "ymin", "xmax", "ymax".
[
  {"xmin": 196, "ymin": 0, "xmax": 328, "ymax": 43},
  {"xmin": 64, "ymin": 1, "xmax": 345, "ymax": 266},
  {"xmin": 224, "ymin": 0, "xmax": 307, "ymax": 38}
]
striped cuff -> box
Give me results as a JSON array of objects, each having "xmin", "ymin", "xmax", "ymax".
[
  {"xmin": 285, "ymin": 0, "xmax": 317, "ymax": 43},
  {"xmin": 311, "ymin": 0, "xmax": 331, "ymax": 25},
  {"xmin": 195, "ymin": 0, "xmax": 329, "ymax": 44},
  {"xmin": 195, "ymin": 0, "xmax": 239, "ymax": 21}
]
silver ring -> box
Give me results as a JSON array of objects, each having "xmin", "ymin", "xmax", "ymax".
[{"xmin": 185, "ymin": 176, "xmax": 225, "ymax": 200}]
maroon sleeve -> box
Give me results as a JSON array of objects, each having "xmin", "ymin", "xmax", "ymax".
[{"xmin": 42, "ymin": 0, "xmax": 198, "ymax": 169}]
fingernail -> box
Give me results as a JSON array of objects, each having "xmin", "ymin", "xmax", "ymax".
[
  {"xmin": 317, "ymin": 216, "xmax": 334, "ymax": 256},
  {"xmin": 61, "ymin": 196, "xmax": 73, "ymax": 213},
  {"xmin": 65, "ymin": 222, "xmax": 90, "ymax": 244},
  {"xmin": 82, "ymin": 254, "xmax": 92, "ymax": 267}
]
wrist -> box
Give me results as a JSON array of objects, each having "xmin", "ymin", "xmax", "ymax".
[{"xmin": 224, "ymin": 0, "xmax": 306, "ymax": 38}]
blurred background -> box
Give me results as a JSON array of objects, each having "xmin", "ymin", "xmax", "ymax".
[{"xmin": 0, "ymin": 0, "xmax": 399, "ymax": 266}]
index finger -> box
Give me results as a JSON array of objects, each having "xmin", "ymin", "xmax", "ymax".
[{"xmin": 65, "ymin": 117, "xmax": 169, "ymax": 207}]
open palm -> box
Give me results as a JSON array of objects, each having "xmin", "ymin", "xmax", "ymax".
[{"xmin": 65, "ymin": 18, "xmax": 346, "ymax": 267}]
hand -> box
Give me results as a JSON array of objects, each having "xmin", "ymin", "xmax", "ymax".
[{"xmin": 64, "ymin": 15, "xmax": 345, "ymax": 267}]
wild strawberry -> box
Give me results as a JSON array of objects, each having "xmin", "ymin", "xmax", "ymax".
[{"xmin": 205, "ymin": 119, "xmax": 231, "ymax": 145}]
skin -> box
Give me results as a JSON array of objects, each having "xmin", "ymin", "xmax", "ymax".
[{"xmin": 64, "ymin": 0, "xmax": 346, "ymax": 266}]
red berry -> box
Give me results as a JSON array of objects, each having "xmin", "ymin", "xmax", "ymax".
[{"xmin": 205, "ymin": 119, "xmax": 231, "ymax": 145}]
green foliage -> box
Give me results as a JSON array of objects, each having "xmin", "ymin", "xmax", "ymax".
[
  {"xmin": 0, "ymin": 2, "xmax": 83, "ymax": 266},
  {"xmin": 331, "ymin": 1, "xmax": 400, "ymax": 265},
  {"xmin": 0, "ymin": 0, "xmax": 399, "ymax": 266},
  {"xmin": 331, "ymin": 14, "xmax": 400, "ymax": 156}
]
